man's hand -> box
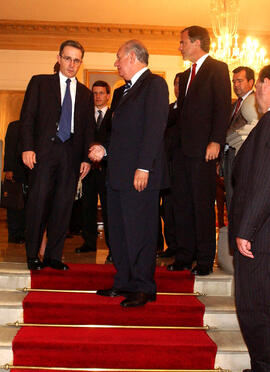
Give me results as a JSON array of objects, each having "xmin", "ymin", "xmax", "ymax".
[
  {"xmin": 133, "ymin": 170, "xmax": 149, "ymax": 192},
  {"xmin": 80, "ymin": 162, "xmax": 90, "ymax": 180},
  {"xmin": 89, "ymin": 144, "xmax": 105, "ymax": 162},
  {"xmin": 5, "ymin": 171, "xmax": 14, "ymax": 181},
  {"xmin": 236, "ymin": 237, "xmax": 254, "ymax": 258},
  {"xmin": 205, "ymin": 142, "xmax": 220, "ymax": 162},
  {"xmin": 22, "ymin": 151, "xmax": 36, "ymax": 169}
]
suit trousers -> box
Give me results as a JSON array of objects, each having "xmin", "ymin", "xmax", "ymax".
[
  {"xmin": 7, "ymin": 207, "xmax": 25, "ymax": 240},
  {"xmin": 107, "ymin": 185, "xmax": 159, "ymax": 294},
  {"xmin": 234, "ymin": 250, "xmax": 270, "ymax": 372},
  {"xmin": 81, "ymin": 168, "xmax": 110, "ymax": 249},
  {"xmin": 223, "ymin": 147, "xmax": 236, "ymax": 212},
  {"xmin": 26, "ymin": 139, "xmax": 77, "ymax": 260},
  {"xmin": 172, "ymin": 147, "xmax": 216, "ymax": 267},
  {"xmin": 159, "ymin": 188, "xmax": 177, "ymax": 252}
]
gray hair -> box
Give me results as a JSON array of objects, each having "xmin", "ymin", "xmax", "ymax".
[{"xmin": 123, "ymin": 39, "xmax": 149, "ymax": 65}]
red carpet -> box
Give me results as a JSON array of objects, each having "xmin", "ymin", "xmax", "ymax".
[
  {"xmin": 30, "ymin": 263, "xmax": 195, "ymax": 293},
  {"xmin": 13, "ymin": 327, "xmax": 216, "ymax": 370},
  {"xmin": 23, "ymin": 292, "xmax": 204, "ymax": 326},
  {"xmin": 12, "ymin": 263, "xmax": 217, "ymax": 370}
]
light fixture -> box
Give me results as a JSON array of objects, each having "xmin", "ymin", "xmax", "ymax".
[{"xmin": 210, "ymin": 0, "xmax": 268, "ymax": 72}]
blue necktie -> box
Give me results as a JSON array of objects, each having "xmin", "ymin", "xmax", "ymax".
[{"xmin": 57, "ymin": 78, "xmax": 72, "ymax": 142}]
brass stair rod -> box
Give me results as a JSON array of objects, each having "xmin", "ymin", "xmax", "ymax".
[
  {"xmin": 1, "ymin": 364, "xmax": 230, "ymax": 372},
  {"xmin": 18, "ymin": 288, "xmax": 204, "ymax": 296},
  {"xmin": 8, "ymin": 321, "xmax": 210, "ymax": 331}
]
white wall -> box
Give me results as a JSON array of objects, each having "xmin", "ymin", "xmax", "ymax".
[{"xmin": 0, "ymin": 49, "xmax": 185, "ymax": 102}]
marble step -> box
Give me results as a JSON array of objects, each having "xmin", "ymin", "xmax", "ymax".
[
  {"xmin": 0, "ymin": 326, "xmax": 249, "ymax": 372},
  {"xmin": 0, "ymin": 262, "xmax": 234, "ymax": 296},
  {"xmin": 0, "ymin": 262, "xmax": 30, "ymax": 291},
  {"xmin": 210, "ymin": 330, "xmax": 250, "ymax": 372},
  {"xmin": 201, "ymin": 295, "xmax": 239, "ymax": 330},
  {"xmin": 194, "ymin": 268, "xmax": 234, "ymax": 297}
]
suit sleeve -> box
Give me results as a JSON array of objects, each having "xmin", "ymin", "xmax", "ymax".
[
  {"xmin": 20, "ymin": 76, "xmax": 39, "ymax": 152},
  {"xmin": 235, "ymin": 118, "xmax": 270, "ymax": 241},
  {"xmin": 209, "ymin": 62, "xmax": 231, "ymax": 145},
  {"xmin": 83, "ymin": 90, "xmax": 95, "ymax": 163},
  {"xmin": 136, "ymin": 76, "xmax": 169, "ymax": 171}
]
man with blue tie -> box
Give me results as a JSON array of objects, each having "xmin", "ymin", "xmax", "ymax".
[{"xmin": 21, "ymin": 40, "xmax": 94, "ymax": 270}]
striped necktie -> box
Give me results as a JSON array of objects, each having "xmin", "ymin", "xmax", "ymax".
[{"xmin": 123, "ymin": 81, "xmax": 132, "ymax": 96}]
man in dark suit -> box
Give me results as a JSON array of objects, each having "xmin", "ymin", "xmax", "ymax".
[
  {"xmin": 75, "ymin": 80, "xmax": 111, "ymax": 259},
  {"xmin": 4, "ymin": 120, "xmax": 27, "ymax": 244},
  {"xmin": 20, "ymin": 39, "xmax": 94, "ymax": 270},
  {"xmin": 90, "ymin": 39, "xmax": 169, "ymax": 307},
  {"xmin": 158, "ymin": 72, "xmax": 182, "ymax": 258},
  {"xmin": 229, "ymin": 65, "xmax": 270, "ymax": 372},
  {"xmin": 167, "ymin": 26, "xmax": 231, "ymax": 275}
]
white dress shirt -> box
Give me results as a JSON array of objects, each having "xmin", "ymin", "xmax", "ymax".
[{"xmin": 59, "ymin": 71, "xmax": 77, "ymax": 133}]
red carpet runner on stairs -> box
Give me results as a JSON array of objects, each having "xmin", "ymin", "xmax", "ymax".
[{"xmin": 12, "ymin": 264, "xmax": 217, "ymax": 371}]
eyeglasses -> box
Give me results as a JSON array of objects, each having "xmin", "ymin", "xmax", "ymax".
[{"xmin": 60, "ymin": 55, "xmax": 82, "ymax": 65}]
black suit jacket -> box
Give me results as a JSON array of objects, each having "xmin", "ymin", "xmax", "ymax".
[
  {"xmin": 177, "ymin": 56, "xmax": 231, "ymax": 157},
  {"xmin": 107, "ymin": 69, "xmax": 169, "ymax": 190},
  {"xmin": 229, "ymin": 111, "xmax": 270, "ymax": 253},
  {"xmin": 91, "ymin": 107, "xmax": 112, "ymax": 170},
  {"xmin": 20, "ymin": 73, "xmax": 94, "ymax": 172},
  {"xmin": 4, "ymin": 120, "xmax": 27, "ymax": 183}
]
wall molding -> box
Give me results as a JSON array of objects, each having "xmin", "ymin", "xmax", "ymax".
[
  {"xmin": 1, "ymin": 20, "xmax": 270, "ymax": 56},
  {"xmin": 0, "ymin": 20, "xmax": 182, "ymax": 55}
]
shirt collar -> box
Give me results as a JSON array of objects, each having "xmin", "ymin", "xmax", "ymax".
[
  {"xmin": 95, "ymin": 106, "xmax": 108, "ymax": 115},
  {"xmin": 241, "ymin": 90, "xmax": 253, "ymax": 101},
  {"xmin": 59, "ymin": 71, "xmax": 76, "ymax": 84},
  {"xmin": 130, "ymin": 67, "xmax": 148, "ymax": 86},
  {"xmin": 193, "ymin": 53, "xmax": 209, "ymax": 71}
]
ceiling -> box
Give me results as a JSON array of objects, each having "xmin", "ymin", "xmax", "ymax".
[{"xmin": 1, "ymin": 0, "xmax": 270, "ymax": 34}]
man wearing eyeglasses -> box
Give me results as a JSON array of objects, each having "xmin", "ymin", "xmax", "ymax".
[{"xmin": 20, "ymin": 40, "xmax": 94, "ymax": 270}]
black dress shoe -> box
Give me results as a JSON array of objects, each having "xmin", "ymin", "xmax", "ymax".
[
  {"xmin": 75, "ymin": 244, "xmax": 96, "ymax": 253},
  {"xmin": 191, "ymin": 265, "xmax": 213, "ymax": 276},
  {"xmin": 27, "ymin": 258, "xmax": 44, "ymax": 270},
  {"xmin": 106, "ymin": 253, "xmax": 113, "ymax": 263},
  {"xmin": 9, "ymin": 236, "xmax": 25, "ymax": 244},
  {"xmin": 120, "ymin": 292, "xmax": 156, "ymax": 307},
  {"xmin": 157, "ymin": 248, "xmax": 176, "ymax": 258},
  {"xmin": 43, "ymin": 259, "xmax": 69, "ymax": 270},
  {"xmin": 167, "ymin": 261, "xmax": 192, "ymax": 271},
  {"xmin": 96, "ymin": 288, "xmax": 131, "ymax": 297}
]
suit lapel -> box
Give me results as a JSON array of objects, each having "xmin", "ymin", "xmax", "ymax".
[
  {"xmin": 117, "ymin": 69, "xmax": 151, "ymax": 109},
  {"xmin": 74, "ymin": 80, "xmax": 83, "ymax": 132},
  {"xmin": 51, "ymin": 73, "xmax": 61, "ymax": 108},
  {"xmin": 185, "ymin": 56, "xmax": 212, "ymax": 97}
]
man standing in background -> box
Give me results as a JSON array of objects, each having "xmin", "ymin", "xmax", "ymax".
[
  {"xmin": 75, "ymin": 80, "xmax": 112, "ymax": 262},
  {"xmin": 223, "ymin": 66, "xmax": 259, "ymax": 210},
  {"xmin": 168, "ymin": 26, "xmax": 231, "ymax": 275},
  {"xmin": 4, "ymin": 120, "xmax": 27, "ymax": 244},
  {"xmin": 21, "ymin": 39, "xmax": 94, "ymax": 270}
]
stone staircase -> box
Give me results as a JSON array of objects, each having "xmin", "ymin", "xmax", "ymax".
[{"xmin": 0, "ymin": 262, "xmax": 250, "ymax": 372}]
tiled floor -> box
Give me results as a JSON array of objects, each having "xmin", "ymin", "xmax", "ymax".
[{"xmin": 0, "ymin": 208, "xmax": 171, "ymax": 267}]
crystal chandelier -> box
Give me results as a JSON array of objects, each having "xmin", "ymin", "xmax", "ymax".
[{"xmin": 209, "ymin": 0, "xmax": 268, "ymax": 72}]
